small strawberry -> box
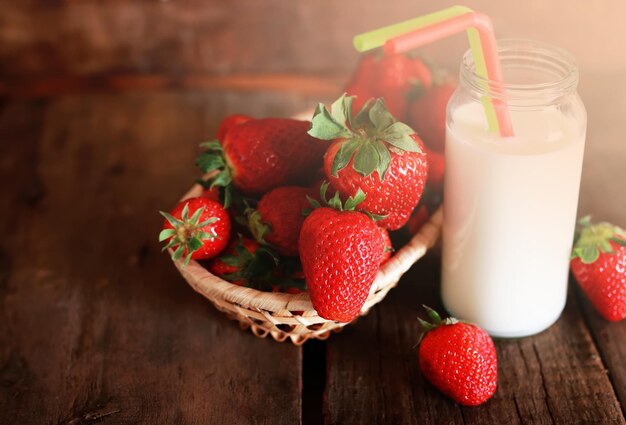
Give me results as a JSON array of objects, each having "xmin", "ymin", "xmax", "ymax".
[
  {"xmin": 409, "ymin": 82, "xmax": 456, "ymax": 152},
  {"xmin": 380, "ymin": 227, "xmax": 393, "ymax": 264},
  {"xmin": 247, "ymin": 186, "xmax": 312, "ymax": 256},
  {"xmin": 423, "ymin": 146, "xmax": 445, "ymax": 190},
  {"xmin": 196, "ymin": 118, "xmax": 327, "ymax": 200},
  {"xmin": 309, "ymin": 94, "xmax": 428, "ymax": 230},
  {"xmin": 418, "ymin": 306, "xmax": 498, "ymax": 406},
  {"xmin": 570, "ymin": 217, "xmax": 626, "ymax": 322},
  {"xmin": 216, "ymin": 114, "xmax": 252, "ymax": 141},
  {"xmin": 159, "ymin": 197, "xmax": 231, "ymax": 265},
  {"xmin": 208, "ymin": 238, "xmax": 260, "ymax": 286},
  {"xmin": 207, "ymin": 237, "xmax": 278, "ymax": 289},
  {"xmin": 299, "ymin": 184, "xmax": 385, "ymax": 322}
]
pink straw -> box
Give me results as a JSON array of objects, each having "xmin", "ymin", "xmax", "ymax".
[{"xmin": 384, "ymin": 12, "xmax": 514, "ymax": 137}]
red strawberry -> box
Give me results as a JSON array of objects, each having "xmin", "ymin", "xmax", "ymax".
[
  {"xmin": 424, "ymin": 146, "xmax": 445, "ymax": 190},
  {"xmin": 208, "ymin": 238, "xmax": 260, "ymax": 286},
  {"xmin": 346, "ymin": 52, "xmax": 380, "ymax": 90},
  {"xmin": 406, "ymin": 204, "xmax": 430, "ymax": 235},
  {"xmin": 375, "ymin": 54, "xmax": 433, "ymax": 120},
  {"xmin": 570, "ymin": 217, "xmax": 626, "ymax": 321},
  {"xmin": 159, "ymin": 197, "xmax": 231, "ymax": 265},
  {"xmin": 309, "ymin": 95, "xmax": 428, "ymax": 230},
  {"xmin": 345, "ymin": 82, "xmax": 375, "ymax": 116},
  {"xmin": 216, "ymin": 114, "xmax": 252, "ymax": 141},
  {"xmin": 207, "ymin": 237, "xmax": 279, "ymax": 290},
  {"xmin": 201, "ymin": 186, "xmax": 221, "ymax": 202},
  {"xmin": 299, "ymin": 186, "xmax": 385, "ymax": 322},
  {"xmin": 196, "ymin": 118, "xmax": 327, "ymax": 198},
  {"xmin": 418, "ymin": 307, "xmax": 498, "ymax": 406},
  {"xmin": 380, "ymin": 227, "xmax": 393, "ymax": 264},
  {"xmin": 409, "ymin": 82, "xmax": 456, "ymax": 152},
  {"xmin": 247, "ymin": 186, "xmax": 312, "ymax": 256}
]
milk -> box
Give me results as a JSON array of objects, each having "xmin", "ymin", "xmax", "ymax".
[{"xmin": 441, "ymin": 102, "xmax": 586, "ymax": 337}]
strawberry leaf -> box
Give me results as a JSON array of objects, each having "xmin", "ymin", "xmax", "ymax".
[
  {"xmin": 580, "ymin": 245, "xmax": 600, "ymax": 264},
  {"xmin": 199, "ymin": 140, "xmax": 222, "ymax": 150},
  {"xmin": 172, "ymin": 244, "xmax": 185, "ymax": 261},
  {"xmin": 181, "ymin": 203, "xmax": 190, "ymax": 221},
  {"xmin": 372, "ymin": 139, "xmax": 391, "ymax": 181},
  {"xmin": 160, "ymin": 211, "xmax": 182, "ymax": 228},
  {"xmin": 330, "ymin": 93, "xmax": 352, "ymax": 129},
  {"xmin": 344, "ymin": 189, "xmax": 366, "ymax": 211},
  {"xmin": 188, "ymin": 236, "xmax": 203, "ymax": 252},
  {"xmin": 196, "ymin": 152, "xmax": 225, "ymax": 173},
  {"xmin": 189, "ymin": 206, "xmax": 206, "ymax": 224},
  {"xmin": 369, "ymin": 99, "xmax": 395, "ymax": 130},
  {"xmin": 353, "ymin": 98, "xmax": 374, "ymax": 130},
  {"xmin": 158, "ymin": 229, "xmax": 176, "ymax": 242},
  {"xmin": 353, "ymin": 142, "xmax": 379, "ymax": 177},
  {"xmin": 384, "ymin": 122, "xmax": 421, "ymax": 152},
  {"xmin": 331, "ymin": 139, "xmax": 361, "ymax": 177},
  {"xmin": 308, "ymin": 103, "xmax": 352, "ymax": 140},
  {"xmin": 611, "ymin": 237, "xmax": 626, "ymax": 247}
]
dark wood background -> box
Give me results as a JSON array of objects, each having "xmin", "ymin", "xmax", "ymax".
[{"xmin": 1, "ymin": 1, "xmax": 625, "ymax": 424}]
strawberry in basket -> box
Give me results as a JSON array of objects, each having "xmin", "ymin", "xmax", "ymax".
[
  {"xmin": 195, "ymin": 117, "xmax": 327, "ymax": 200},
  {"xmin": 246, "ymin": 186, "xmax": 312, "ymax": 257},
  {"xmin": 308, "ymin": 94, "xmax": 429, "ymax": 230},
  {"xmin": 299, "ymin": 183, "xmax": 385, "ymax": 322},
  {"xmin": 159, "ymin": 197, "xmax": 231, "ymax": 265}
]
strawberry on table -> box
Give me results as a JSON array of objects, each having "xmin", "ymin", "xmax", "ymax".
[
  {"xmin": 247, "ymin": 186, "xmax": 312, "ymax": 256},
  {"xmin": 196, "ymin": 118, "xmax": 327, "ymax": 199},
  {"xmin": 299, "ymin": 184, "xmax": 385, "ymax": 322},
  {"xmin": 309, "ymin": 94, "xmax": 428, "ymax": 230},
  {"xmin": 417, "ymin": 306, "xmax": 498, "ymax": 406},
  {"xmin": 159, "ymin": 197, "xmax": 231, "ymax": 265},
  {"xmin": 570, "ymin": 217, "xmax": 626, "ymax": 322},
  {"xmin": 408, "ymin": 81, "xmax": 456, "ymax": 152}
]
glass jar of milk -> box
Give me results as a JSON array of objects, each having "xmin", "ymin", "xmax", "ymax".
[{"xmin": 442, "ymin": 39, "xmax": 586, "ymax": 338}]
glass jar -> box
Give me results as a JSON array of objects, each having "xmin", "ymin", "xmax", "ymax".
[{"xmin": 441, "ymin": 39, "xmax": 587, "ymax": 338}]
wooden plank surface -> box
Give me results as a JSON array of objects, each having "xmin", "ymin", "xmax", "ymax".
[
  {"xmin": 0, "ymin": 92, "xmax": 311, "ymax": 424},
  {"xmin": 325, "ymin": 254, "xmax": 626, "ymax": 424}
]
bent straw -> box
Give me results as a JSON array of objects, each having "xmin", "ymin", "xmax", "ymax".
[{"xmin": 354, "ymin": 7, "xmax": 514, "ymax": 137}]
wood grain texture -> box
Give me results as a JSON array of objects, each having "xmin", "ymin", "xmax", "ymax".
[
  {"xmin": 324, "ymin": 254, "xmax": 626, "ymax": 425},
  {"xmin": 0, "ymin": 92, "xmax": 315, "ymax": 424}
]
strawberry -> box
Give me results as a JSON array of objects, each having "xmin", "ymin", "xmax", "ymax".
[
  {"xmin": 207, "ymin": 237, "xmax": 279, "ymax": 290},
  {"xmin": 247, "ymin": 186, "xmax": 311, "ymax": 256},
  {"xmin": 216, "ymin": 114, "xmax": 252, "ymax": 141},
  {"xmin": 375, "ymin": 54, "xmax": 433, "ymax": 120},
  {"xmin": 570, "ymin": 217, "xmax": 626, "ymax": 321},
  {"xmin": 299, "ymin": 185, "xmax": 385, "ymax": 322},
  {"xmin": 208, "ymin": 238, "xmax": 260, "ymax": 286},
  {"xmin": 196, "ymin": 118, "xmax": 327, "ymax": 200},
  {"xmin": 309, "ymin": 94, "xmax": 428, "ymax": 230},
  {"xmin": 423, "ymin": 146, "xmax": 445, "ymax": 190},
  {"xmin": 418, "ymin": 306, "xmax": 498, "ymax": 406},
  {"xmin": 380, "ymin": 227, "xmax": 393, "ymax": 264},
  {"xmin": 409, "ymin": 82, "xmax": 456, "ymax": 152},
  {"xmin": 406, "ymin": 204, "xmax": 430, "ymax": 236},
  {"xmin": 159, "ymin": 197, "xmax": 231, "ymax": 265}
]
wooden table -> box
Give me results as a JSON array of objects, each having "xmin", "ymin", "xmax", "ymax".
[{"xmin": 0, "ymin": 85, "xmax": 625, "ymax": 424}]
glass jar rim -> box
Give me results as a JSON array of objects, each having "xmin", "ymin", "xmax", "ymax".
[{"xmin": 460, "ymin": 38, "xmax": 579, "ymax": 101}]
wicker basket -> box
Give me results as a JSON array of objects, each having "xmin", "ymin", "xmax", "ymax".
[{"xmin": 170, "ymin": 182, "xmax": 443, "ymax": 345}]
